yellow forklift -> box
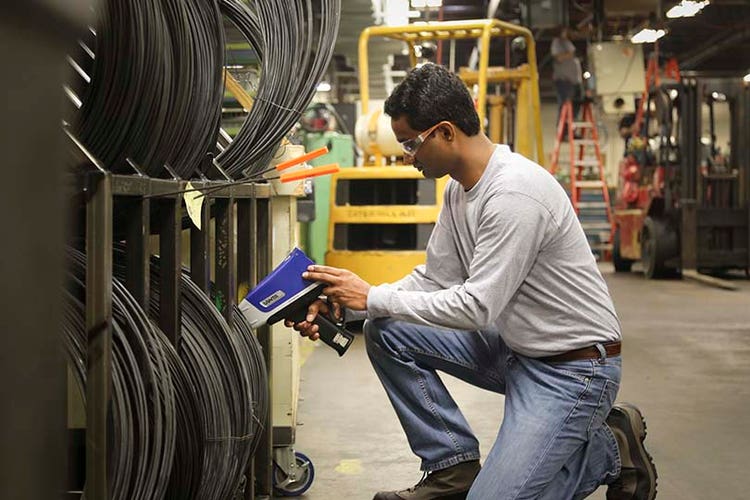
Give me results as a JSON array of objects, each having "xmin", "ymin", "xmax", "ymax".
[{"xmin": 326, "ymin": 19, "xmax": 545, "ymax": 284}]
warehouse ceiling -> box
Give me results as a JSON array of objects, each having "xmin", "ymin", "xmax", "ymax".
[
  {"xmin": 222, "ymin": 1, "xmax": 750, "ymax": 100},
  {"xmin": 415, "ymin": 0, "xmax": 750, "ymax": 76}
]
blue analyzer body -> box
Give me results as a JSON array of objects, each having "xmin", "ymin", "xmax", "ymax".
[
  {"xmin": 239, "ymin": 247, "xmax": 320, "ymax": 328},
  {"xmin": 239, "ymin": 247, "xmax": 355, "ymax": 356}
]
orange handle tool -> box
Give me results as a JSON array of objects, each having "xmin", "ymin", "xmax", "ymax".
[
  {"xmin": 280, "ymin": 164, "xmax": 340, "ymax": 183},
  {"xmin": 275, "ymin": 146, "xmax": 329, "ymax": 171}
]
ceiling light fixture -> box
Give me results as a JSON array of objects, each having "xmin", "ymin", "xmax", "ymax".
[
  {"xmin": 743, "ymin": 73, "xmax": 750, "ymax": 83},
  {"xmin": 666, "ymin": 0, "xmax": 710, "ymax": 19},
  {"xmin": 631, "ymin": 28, "xmax": 666, "ymax": 44}
]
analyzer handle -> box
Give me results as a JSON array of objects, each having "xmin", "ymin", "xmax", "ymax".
[{"xmin": 310, "ymin": 313, "xmax": 354, "ymax": 356}]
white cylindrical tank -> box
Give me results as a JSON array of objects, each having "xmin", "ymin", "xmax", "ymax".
[{"xmin": 355, "ymin": 108, "xmax": 402, "ymax": 157}]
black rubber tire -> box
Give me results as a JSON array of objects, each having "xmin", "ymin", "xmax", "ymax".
[
  {"xmin": 612, "ymin": 226, "xmax": 633, "ymax": 273},
  {"xmin": 640, "ymin": 216, "xmax": 678, "ymax": 279}
]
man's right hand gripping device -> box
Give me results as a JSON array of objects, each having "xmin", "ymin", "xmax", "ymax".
[{"xmin": 239, "ymin": 248, "xmax": 355, "ymax": 356}]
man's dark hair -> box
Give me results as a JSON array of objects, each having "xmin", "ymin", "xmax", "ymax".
[{"xmin": 384, "ymin": 63, "xmax": 480, "ymax": 136}]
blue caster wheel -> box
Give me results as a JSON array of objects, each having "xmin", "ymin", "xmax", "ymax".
[{"xmin": 273, "ymin": 451, "xmax": 315, "ymax": 496}]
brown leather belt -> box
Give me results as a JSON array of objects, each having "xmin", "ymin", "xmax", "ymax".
[{"xmin": 540, "ymin": 341, "xmax": 621, "ymax": 363}]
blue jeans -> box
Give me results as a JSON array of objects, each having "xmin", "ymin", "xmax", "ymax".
[{"xmin": 364, "ymin": 318, "xmax": 622, "ymax": 499}]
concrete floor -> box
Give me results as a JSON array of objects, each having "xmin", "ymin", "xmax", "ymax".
[{"xmin": 293, "ymin": 264, "xmax": 750, "ymax": 499}]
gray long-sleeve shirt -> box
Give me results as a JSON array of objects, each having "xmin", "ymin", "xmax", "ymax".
[
  {"xmin": 551, "ymin": 37, "xmax": 582, "ymax": 84},
  {"xmin": 366, "ymin": 145, "xmax": 621, "ymax": 357}
]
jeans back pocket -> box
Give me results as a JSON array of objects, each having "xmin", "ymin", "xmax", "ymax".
[{"xmin": 587, "ymin": 378, "xmax": 619, "ymax": 437}]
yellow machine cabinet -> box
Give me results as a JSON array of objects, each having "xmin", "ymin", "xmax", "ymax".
[{"xmin": 326, "ymin": 166, "xmax": 447, "ymax": 285}]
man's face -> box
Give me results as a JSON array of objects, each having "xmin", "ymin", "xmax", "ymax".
[{"xmin": 390, "ymin": 115, "xmax": 452, "ymax": 179}]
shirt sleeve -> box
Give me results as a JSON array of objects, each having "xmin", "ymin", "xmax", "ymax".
[
  {"xmin": 551, "ymin": 38, "xmax": 574, "ymax": 57},
  {"xmin": 389, "ymin": 200, "xmax": 465, "ymax": 293},
  {"xmin": 366, "ymin": 192, "xmax": 552, "ymax": 330},
  {"xmin": 551, "ymin": 38, "xmax": 563, "ymax": 56},
  {"xmin": 353, "ymin": 185, "xmax": 465, "ymax": 323}
]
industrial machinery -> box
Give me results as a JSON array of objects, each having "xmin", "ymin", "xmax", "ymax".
[
  {"xmin": 328, "ymin": 19, "xmax": 545, "ymax": 284},
  {"xmin": 294, "ymin": 103, "xmax": 356, "ymax": 265},
  {"xmin": 613, "ymin": 77, "xmax": 750, "ymax": 278}
]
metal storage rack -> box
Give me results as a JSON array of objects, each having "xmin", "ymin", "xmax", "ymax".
[{"xmin": 76, "ymin": 165, "xmax": 277, "ymax": 499}]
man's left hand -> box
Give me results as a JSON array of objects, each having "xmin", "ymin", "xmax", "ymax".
[{"xmin": 302, "ymin": 265, "xmax": 371, "ymax": 311}]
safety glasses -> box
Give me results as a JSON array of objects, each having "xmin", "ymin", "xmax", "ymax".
[{"xmin": 400, "ymin": 121, "xmax": 446, "ymax": 157}]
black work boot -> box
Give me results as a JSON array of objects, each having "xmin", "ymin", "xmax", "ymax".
[
  {"xmin": 373, "ymin": 460, "xmax": 480, "ymax": 500},
  {"xmin": 606, "ymin": 403, "xmax": 658, "ymax": 500}
]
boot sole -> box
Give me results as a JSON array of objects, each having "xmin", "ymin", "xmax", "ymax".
[
  {"xmin": 617, "ymin": 403, "xmax": 658, "ymax": 500},
  {"xmin": 435, "ymin": 491, "xmax": 470, "ymax": 500},
  {"xmin": 373, "ymin": 489, "xmax": 470, "ymax": 500}
]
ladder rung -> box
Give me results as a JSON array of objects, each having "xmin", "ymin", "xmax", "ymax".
[
  {"xmin": 577, "ymin": 202, "xmax": 608, "ymax": 209},
  {"xmin": 574, "ymin": 180, "xmax": 606, "ymax": 189},
  {"xmin": 572, "ymin": 121, "xmax": 594, "ymax": 128},
  {"xmin": 554, "ymin": 157, "xmax": 597, "ymax": 165},
  {"xmin": 573, "ymin": 159, "xmax": 601, "ymax": 167},
  {"xmin": 590, "ymin": 243, "xmax": 613, "ymax": 251},
  {"xmin": 581, "ymin": 222, "xmax": 612, "ymax": 230},
  {"xmin": 575, "ymin": 139, "xmax": 597, "ymax": 146}
]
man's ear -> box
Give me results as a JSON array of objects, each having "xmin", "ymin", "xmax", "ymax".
[{"xmin": 440, "ymin": 122, "xmax": 456, "ymax": 142}]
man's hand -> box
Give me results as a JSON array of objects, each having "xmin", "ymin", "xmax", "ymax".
[
  {"xmin": 284, "ymin": 299, "xmax": 342, "ymax": 341},
  {"xmin": 302, "ymin": 265, "xmax": 371, "ymax": 311}
]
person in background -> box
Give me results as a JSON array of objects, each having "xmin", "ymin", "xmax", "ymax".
[
  {"xmin": 288, "ymin": 64, "xmax": 657, "ymax": 500},
  {"xmin": 619, "ymin": 112, "xmax": 638, "ymax": 153},
  {"xmin": 551, "ymin": 26, "xmax": 584, "ymax": 128},
  {"xmin": 618, "ymin": 108, "xmax": 651, "ymax": 165}
]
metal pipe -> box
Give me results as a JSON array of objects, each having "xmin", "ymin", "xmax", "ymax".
[
  {"xmin": 477, "ymin": 25, "xmax": 491, "ymax": 133},
  {"xmin": 85, "ymin": 172, "xmax": 113, "ymax": 500}
]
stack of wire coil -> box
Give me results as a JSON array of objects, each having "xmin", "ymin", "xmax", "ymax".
[
  {"xmin": 64, "ymin": 248, "xmax": 177, "ymax": 500},
  {"xmin": 63, "ymin": 0, "xmax": 337, "ymax": 495},
  {"xmin": 70, "ymin": 0, "xmax": 341, "ymax": 182},
  {"xmin": 71, "ymin": 0, "xmax": 224, "ymax": 178},
  {"xmin": 133, "ymin": 252, "xmax": 267, "ymax": 499},
  {"xmin": 216, "ymin": 0, "xmax": 341, "ymax": 178},
  {"xmin": 64, "ymin": 247, "xmax": 268, "ymax": 499},
  {"xmin": 232, "ymin": 304, "xmax": 269, "ymax": 460}
]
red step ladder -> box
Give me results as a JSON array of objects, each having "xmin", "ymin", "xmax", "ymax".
[{"xmin": 550, "ymin": 99, "xmax": 613, "ymax": 254}]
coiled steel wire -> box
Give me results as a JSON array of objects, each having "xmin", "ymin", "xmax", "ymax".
[
  {"xmin": 63, "ymin": 248, "xmax": 177, "ymax": 500},
  {"xmin": 143, "ymin": 256, "xmax": 265, "ymax": 500},
  {"xmin": 231, "ymin": 305, "xmax": 268, "ymax": 460},
  {"xmin": 66, "ymin": 245, "xmax": 268, "ymax": 499},
  {"xmin": 71, "ymin": 0, "xmax": 340, "ymax": 182},
  {"xmin": 216, "ymin": 0, "xmax": 341, "ymax": 178},
  {"xmin": 73, "ymin": 0, "xmax": 224, "ymax": 178}
]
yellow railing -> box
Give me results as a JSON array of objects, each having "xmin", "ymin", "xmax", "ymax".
[{"xmin": 357, "ymin": 19, "xmax": 544, "ymax": 165}]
